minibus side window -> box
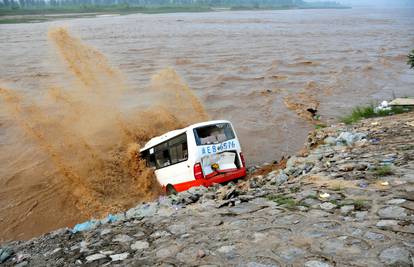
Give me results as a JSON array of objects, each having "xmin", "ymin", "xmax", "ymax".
[
  {"xmin": 169, "ymin": 142, "xmax": 188, "ymax": 164},
  {"xmin": 148, "ymin": 154, "xmax": 156, "ymax": 167},
  {"xmin": 140, "ymin": 150, "xmax": 156, "ymax": 168},
  {"xmin": 153, "ymin": 133, "xmax": 188, "ymax": 170},
  {"xmin": 155, "ymin": 150, "xmax": 170, "ymax": 168},
  {"xmin": 168, "ymin": 133, "xmax": 188, "ymax": 164}
]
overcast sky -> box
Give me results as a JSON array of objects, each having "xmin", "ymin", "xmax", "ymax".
[{"xmin": 307, "ymin": 0, "xmax": 414, "ymax": 7}]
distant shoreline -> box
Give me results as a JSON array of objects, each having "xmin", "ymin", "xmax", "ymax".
[{"xmin": 0, "ymin": 5, "xmax": 350, "ymax": 24}]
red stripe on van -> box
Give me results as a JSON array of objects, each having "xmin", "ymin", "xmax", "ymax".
[{"xmin": 171, "ymin": 167, "xmax": 247, "ymax": 192}]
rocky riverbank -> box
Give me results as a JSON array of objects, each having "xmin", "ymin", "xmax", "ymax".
[{"xmin": 1, "ymin": 112, "xmax": 414, "ymax": 267}]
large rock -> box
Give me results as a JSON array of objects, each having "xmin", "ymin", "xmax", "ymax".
[
  {"xmin": 379, "ymin": 247, "xmax": 411, "ymax": 267},
  {"xmin": 336, "ymin": 132, "xmax": 367, "ymax": 146},
  {"xmin": 303, "ymin": 162, "xmax": 315, "ymax": 173},
  {"xmin": 110, "ymin": 252, "xmax": 129, "ymax": 261},
  {"xmin": 217, "ymin": 245, "xmax": 235, "ymax": 254},
  {"xmin": 386, "ymin": 199, "xmax": 406, "ymax": 205},
  {"xmin": 354, "ymin": 211, "xmax": 368, "ymax": 221},
  {"xmin": 378, "ymin": 206, "xmax": 407, "ymax": 219},
  {"xmin": 126, "ymin": 202, "xmax": 158, "ymax": 219},
  {"xmin": 131, "ymin": 241, "xmax": 149, "ymax": 250},
  {"xmin": 167, "ymin": 224, "xmax": 187, "ymax": 235},
  {"xmin": 157, "ymin": 207, "xmax": 175, "ymax": 217},
  {"xmin": 158, "ymin": 196, "xmax": 173, "ymax": 207},
  {"xmin": 187, "ymin": 186, "xmax": 208, "ymax": 197},
  {"xmin": 113, "ymin": 234, "xmax": 133, "ymax": 243},
  {"xmin": 278, "ymin": 247, "xmax": 305, "ymax": 262},
  {"xmin": 324, "ymin": 136, "xmax": 337, "ymax": 146},
  {"xmin": 302, "ymin": 198, "xmax": 320, "ymax": 207},
  {"xmin": 297, "ymin": 189, "xmax": 318, "ymax": 201},
  {"xmin": 245, "ymin": 262, "xmax": 278, "ymax": 267},
  {"xmin": 100, "ymin": 228, "xmax": 112, "ymax": 236},
  {"xmin": 270, "ymin": 171, "xmax": 289, "ymax": 185},
  {"xmin": 284, "ymin": 156, "xmax": 304, "ymax": 176},
  {"xmin": 216, "ymin": 187, "xmax": 238, "ymax": 200},
  {"xmin": 85, "ymin": 253, "xmax": 106, "ymax": 263},
  {"xmin": 338, "ymin": 163, "xmax": 355, "ymax": 172},
  {"xmin": 340, "ymin": 205, "xmax": 354, "ymax": 215},
  {"xmin": 376, "ymin": 220, "xmax": 399, "ymax": 229},
  {"xmin": 401, "ymin": 170, "xmax": 414, "ymax": 183},
  {"xmin": 150, "ymin": 230, "xmax": 171, "ymax": 239},
  {"xmin": 320, "ymin": 202, "xmax": 336, "ymax": 211},
  {"xmin": 286, "ymin": 156, "xmax": 299, "ymax": 170},
  {"xmin": 156, "ymin": 246, "xmax": 178, "ymax": 259},
  {"xmin": 304, "ymin": 260, "xmax": 332, "ymax": 267}
]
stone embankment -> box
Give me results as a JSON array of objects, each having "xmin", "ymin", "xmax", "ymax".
[{"xmin": 1, "ymin": 112, "xmax": 414, "ymax": 267}]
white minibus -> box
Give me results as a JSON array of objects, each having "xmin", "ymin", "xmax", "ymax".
[{"xmin": 140, "ymin": 120, "xmax": 246, "ymax": 194}]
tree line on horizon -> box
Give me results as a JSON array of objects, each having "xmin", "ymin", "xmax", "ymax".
[{"xmin": 0, "ymin": 0, "xmax": 342, "ymax": 9}]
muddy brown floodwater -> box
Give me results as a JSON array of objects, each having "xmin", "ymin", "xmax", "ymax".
[{"xmin": 0, "ymin": 8, "xmax": 414, "ymax": 242}]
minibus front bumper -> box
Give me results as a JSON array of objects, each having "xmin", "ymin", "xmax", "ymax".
[{"xmin": 172, "ymin": 167, "xmax": 247, "ymax": 192}]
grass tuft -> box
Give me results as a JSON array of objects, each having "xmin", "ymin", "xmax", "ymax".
[
  {"xmin": 315, "ymin": 123, "xmax": 327, "ymax": 130},
  {"xmin": 353, "ymin": 199, "xmax": 368, "ymax": 211},
  {"xmin": 332, "ymin": 184, "xmax": 342, "ymax": 191},
  {"xmin": 267, "ymin": 195, "xmax": 298, "ymax": 209},
  {"xmin": 289, "ymin": 187, "xmax": 300, "ymax": 193},
  {"xmin": 340, "ymin": 104, "xmax": 412, "ymax": 125},
  {"xmin": 373, "ymin": 165, "xmax": 393, "ymax": 176}
]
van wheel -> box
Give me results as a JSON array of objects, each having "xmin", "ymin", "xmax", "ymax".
[{"xmin": 166, "ymin": 184, "xmax": 177, "ymax": 195}]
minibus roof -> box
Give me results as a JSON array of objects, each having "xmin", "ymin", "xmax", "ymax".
[{"xmin": 140, "ymin": 120, "xmax": 231, "ymax": 152}]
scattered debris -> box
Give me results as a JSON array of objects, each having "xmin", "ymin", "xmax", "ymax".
[
  {"xmin": 319, "ymin": 193, "xmax": 330, "ymax": 199},
  {"xmin": 336, "ymin": 131, "xmax": 367, "ymax": 146},
  {"xmin": 389, "ymin": 98, "xmax": 414, "ymax": 106},
  {"xmin": 374, "ymin": 100, "xmax": 391, "ymax": 112}
]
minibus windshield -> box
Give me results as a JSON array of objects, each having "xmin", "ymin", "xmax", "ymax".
[{"xmin": 194, "ymin": 123, "xmax": 235, "ymax": 145}]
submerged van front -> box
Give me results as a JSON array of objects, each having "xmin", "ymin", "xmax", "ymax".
[{"xmin": 140, "ymin": 120, "xmax": 246, "ymax": 193}]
